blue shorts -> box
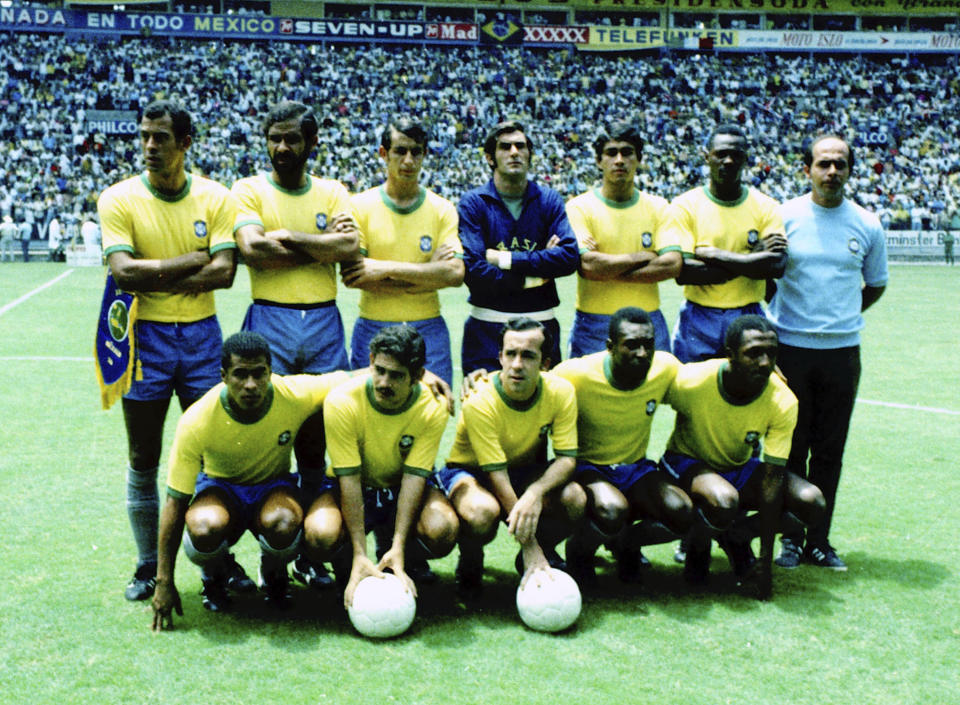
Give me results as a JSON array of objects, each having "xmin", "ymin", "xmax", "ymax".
[
  {"xmin": 126, "ymin": 316, "xmax": 222, "ymax": 402},
  {"xmin": 659, "ymin": 451, "xmax": 759, "ymax": 492},
  {"xmin": 671, "ymin": 301, "xmax": 766, "ymax": 363},
  {"xmin": 350, "ymin": 316, "xmax": 453, "ymax": 387},
  {"xmin": 297, "ymin": 472, "xmax": 338, "ymax": 504},
  {"xmin": 242, "ymin": 300, "xmax": 348, "ymax": 375},
  {"xmin": 361, "ymin": 486, "xmax": 400, "ymax": 534},
  {"xmin": 461, "ymin": 316, "xmax": 562, "ymax": 375},
  {"xmin": 193, "ymin": 471, "xmax": 301, "ymax": 541},
  {"xmin": 569, "ymin": 309, "xmax": 670, "ymax": 358},
  {"xmin": 574, "ymin": 459, "xmax": 658, "ymax": 493},
  {"xmin": 435, "ymin": 463, "xmax": 548, "ymax": 499}
]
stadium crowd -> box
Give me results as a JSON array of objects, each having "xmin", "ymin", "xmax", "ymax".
[{"xmin": 1, "ymin": 31, "xmax": 959, "ymax": 248}]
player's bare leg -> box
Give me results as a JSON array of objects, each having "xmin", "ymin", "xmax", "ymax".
[{"xmin": 449, "ymin": 476, "xmax": 500, "ymax": 597}]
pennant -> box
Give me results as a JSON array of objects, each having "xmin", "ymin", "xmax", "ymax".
[{"xmin": 94, "ymin": 273, "xmax": 139, "ymax": 410}]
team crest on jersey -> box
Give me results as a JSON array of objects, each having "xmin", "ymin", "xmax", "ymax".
[
  {"xmin": 419, "ymin": 235, "xmax": 433, "ymax": 253},
  {"xmin": 398, "ymin": 434, "xmax": 414, "ymax": 458},
  {"xmin": 747, "ymin": 230, "xmax": 759, "ymax": 246},
  {"xmin": 193, "ymin": 220, "xmax": 207, "ymax": 238},
  {"xmin": 642, "ymin": 232, "xmax": 653, "ymax": 249},
  {"xmin": 848, "ymin": 238, "xmax": 861, "ymax": 254},
  {"xmin": 316, "ymin": 213, "xmax": 328, "ymax": 231},
  {"xmin": 744, "ymin": 431, "xmax": 760, "ymax": 450},
  {"xmin": 278, "ymin": 430, "xmax": 292, "ymax": 446},
  {"xmin": 645, "ymin": 400, "xmax": 657, "ymax": 416}
]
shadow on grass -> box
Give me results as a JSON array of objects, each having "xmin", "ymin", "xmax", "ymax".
[
  {"xmin": 156, "ymin": 550, "xmax": 950, "ymax": 644},
  {"xmin": 839, "ymin": 552, "xmax": 951, "ymax": 588}
]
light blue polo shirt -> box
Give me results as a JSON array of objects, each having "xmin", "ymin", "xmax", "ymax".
[{"xmin": 768, "ymin": 193, "xmax": 888, "ymax": 349}]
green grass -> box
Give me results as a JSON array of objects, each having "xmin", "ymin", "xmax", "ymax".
[{"xmin": 0, "ymin": 262, "xmax": 957, "ymax": 705}]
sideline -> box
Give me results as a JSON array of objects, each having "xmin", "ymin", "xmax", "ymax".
[
  {"xmin": 0, "ymin": 269, "xmax": 75, "ymax": 318},
  {"xmin": 858, "ymin": 398, "xmax": 960, "ymax": 417}
]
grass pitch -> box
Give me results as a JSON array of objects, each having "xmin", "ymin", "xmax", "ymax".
[{"xmin": 0, "ymin": 262, "xmax": 957, "ymax": 705}]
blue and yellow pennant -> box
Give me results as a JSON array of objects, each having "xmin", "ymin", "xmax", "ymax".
[{"xmin": 94, "ymin": 273, "xmax": 139, "ymax": 410}]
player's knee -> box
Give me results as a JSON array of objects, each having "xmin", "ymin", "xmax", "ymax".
[
  {"xmin": 259, "ymin": 504, "xmax": 303, "ymax": 544},
  {"xmin": 662, "ymin": 490, "xmax": 695, "ymax": 534},
  {"xmin": 797, "ymin": 485, "xmax": 827, "ymax": 525},
  {"xmin": 696, "ymin": 490, "xmax": 739, "ymax": 530},
  {"xmin": 303, "ymin": 513, "xmax": 342, "ymax": 557},
  {"xmin": 185, "ymin": 507, "xmax": 231, "ymax": 548},
  {"xmin": 457, "ymin": 491, "xmax": 501, "ymax": 538},
  {"xmin": 419, "ymin": 508, "xmax": 459, "ymax": 555},
  {"xmin": 561, "ymin": 482, "xmax": 588, "ymax": 522},
  {"xmin": 591, "ymin": 498, "xmax": 627, "ymax": 536}
]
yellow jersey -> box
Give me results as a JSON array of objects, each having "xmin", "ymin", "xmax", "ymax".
[
  {"xmin": 352, "ymin": 185, "xmax": 460, "ymax": 321},
  {"xmin": 446, "ymin": 371, "xmax": 578, "ymax": 471},
  {"xmin": 232, "ymin": 173, "xmax": 354, "ymax": 304},
  {"xmin": 554, "ymin": 350, "xmax": 680, "ymax": 465},
  {"xmin": 664, "ymin": 185, "xmax": 783, "ymax": 308},
  {"xmin": 665, "ymin": 358, "xmax": 797, "ymax": 469},
  {"xmin": 324, "ymin": 374, "xmax": 448, "ymax": 488},
  {"xmin": 166, "ymin": 371, "xmax": 349, "ymax": 497},
  {"xmin": 99, "ymin": 173, "xmax": 237, "ymax": 322},
  {"xmin": 566, "ymin": 188, "xmax": 678, "ymax": 313}
]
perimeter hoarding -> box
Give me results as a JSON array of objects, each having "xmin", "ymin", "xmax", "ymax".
[
  {"xmin": 1, "ymin": 7, "xmax": 958, "ymax": 52},
  {"xmin": 248, "ymin": 0, "xmax": 960, "ymax": 16}
]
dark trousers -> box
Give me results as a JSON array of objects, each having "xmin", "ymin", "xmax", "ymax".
[{"xmin": 778, "ymin": 344, "xmax": 861, "ymax": 550}]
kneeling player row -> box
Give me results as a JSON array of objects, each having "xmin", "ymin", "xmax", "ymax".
[{"xmin": 150, "ymin": 310, "xmax": 826, "ymax": 632}]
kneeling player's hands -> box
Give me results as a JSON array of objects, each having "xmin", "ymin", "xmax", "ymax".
[
  {"xmin": 507, "ymin": 489, "xmax": 543, "ymax": 545},
  {"xmin": 151, "ymin": 580, "xmax": 183, "ymax": 631},
  {"xmin": 377, "ymin": 547, "xmax": 417, "ymax": 598},
  {"xmin": 519, "ymin": 543, "xmax": 550, "ymax": 590},
  {"xmin": 344, "ymin": 555, "xmax": 384, "ymax": 610}
]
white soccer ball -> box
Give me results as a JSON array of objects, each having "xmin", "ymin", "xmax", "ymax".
[
  {"xmin": 347, "ymin": 574, "xmax": 417, "ymax": 638},
  {"xmin": 516, "ymin": 568, "xmax": 582, "ymax": 633}
]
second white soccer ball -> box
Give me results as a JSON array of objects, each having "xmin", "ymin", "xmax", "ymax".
[
  {"xmin": 516, "ymin": 567, "xmax": 582, "ymax": 633},
  {"xmin": 347, "ymin": 574, "xmax": 416, "ymax": 638}
]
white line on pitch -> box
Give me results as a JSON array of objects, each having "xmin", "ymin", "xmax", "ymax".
[
  {"xmin": 859, "ymin": 398, "xmax": 960, "ymax": 416},
  {"xmin": 0, "ymin": 356, "xmax": 91, "ymax": 362},
  {"xmin": 0, "ymin": 269, "xmax": 75, "ymax": 318}
]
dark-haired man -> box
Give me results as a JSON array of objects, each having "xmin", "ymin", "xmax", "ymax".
[
  {"xmin": 768, "ymin": 135, "xmax": 887, "ymax": 571},
  {"xmin": 344, "ymin": 117, "xmax": 463, "ymax": 387},
  {"xmin": 232, "ymin": 100, "xmax": 360, "ymax": 589},
  {"xmin": 554, "ymin": 307, "xmax": 692, "ymax": 585},
  {"xmin": 458, "ymin": 121, "xmax": 579, "ymax": 374},
  {"xmin": 665, "ymin": 124, "xmax": 787, "ymax": 364},
  {"xmin": 437, "ymin": 318, "xmax": 586, "ymax": 596},
  {"xmin": 99, "ymin": 100, "xmax": 239, "ymax": 602},
  {"xmin": 322, "ymin": 325, "xmax": 457, "ymax": 610},
  {"xmin": 566, "ymin": 121, "xmax": 681, "ymax": 357},
  {"xmin": 150, "ymin": 332, "xmax": 350, "ymax": 630},
  {"xmin": 660, "ymin": 315, "xmax": 825, "ymax": 600}
]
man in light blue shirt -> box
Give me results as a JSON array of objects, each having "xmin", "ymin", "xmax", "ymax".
[{"xmin": 768, "ymin": 135, "xmax": 887, "ymax": 571}]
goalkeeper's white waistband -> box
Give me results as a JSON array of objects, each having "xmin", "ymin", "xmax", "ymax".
[{"xmin": 469, "ymin": 306, "xmax": 556, "ymax": 323}]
